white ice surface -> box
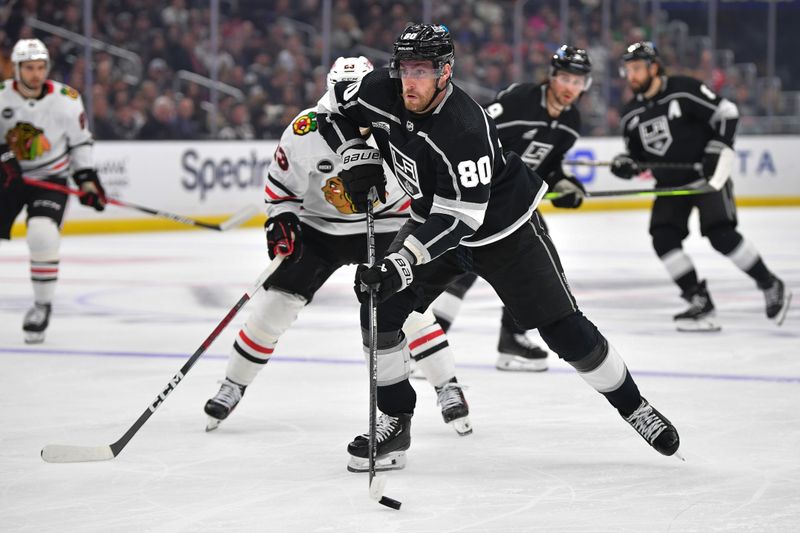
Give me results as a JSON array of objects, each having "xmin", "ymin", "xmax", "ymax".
[{"xmin": 1, "ymin": 208, "xmax": 798, "ymax": 532}]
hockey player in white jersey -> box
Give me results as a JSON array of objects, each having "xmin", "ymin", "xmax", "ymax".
[
  {"xmin": 0, "ymin": 39, "xmax": 106, "ymax": 343},
  {"xmin": 204, "ymin": 57, "xmax": 472, "ymax": 440}
]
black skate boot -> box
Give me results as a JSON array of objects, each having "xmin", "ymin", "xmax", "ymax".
[
  {"xmin": 347, "ymin": 413, "xmax": 411, "ymax": 473},
  {"xmin": 761, "ymin": 276, "xmax": 792, "ymax": 325},
  {"xmin": 621, "ymin": 398, "xmax": 680, "ymax": 457},
  {"xmin": 673, "ymin": 280, "xmax": 720, "ymax": 332},
  {"xmin": 496, "ymin": 326, "xmax": 548, "ymax": 371},
  {"xmin": 435, "ymin": 377, "xmax": 472, "ymax": 436},
  {"xmin": 23, "ymin": 303, "xmax": 52, "ymax": 344},
  {"xmin": 204, "ymin": 378, "xmax": 246, "ymax": 431}
]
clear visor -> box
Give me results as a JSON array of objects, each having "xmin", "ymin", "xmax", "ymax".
[
  {"xmin": 389, "ymin": 61, "xmax": 445, "ymax": 79},
  {"xmin": 551, "ymin": 71, "xmax": 591, "ymax": 91},
  {"xmin": 619, "ymin": 60, "xmax": 650, "ymax": 78}
]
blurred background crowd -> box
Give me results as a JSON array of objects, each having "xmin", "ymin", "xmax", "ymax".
[{"xmin": 1, "ymin": 0, "xmax": 798, "ymax": 140}]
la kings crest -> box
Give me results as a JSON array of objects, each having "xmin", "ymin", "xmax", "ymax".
[
  {"xmin": 389, "ymin": 141, "xmax": 421, "ymax": 198},
  {"xmin": 520, "ymin": 129, "xmax": 553, "ymax": 170},
  {"xmin": 638, "ymin": 115, "xmax": 672, "ymax": 156}
]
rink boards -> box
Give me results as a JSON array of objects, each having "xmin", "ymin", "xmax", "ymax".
[{"xmin": 9, "ymin": 135, "xmax": 800, "ymax": 236}]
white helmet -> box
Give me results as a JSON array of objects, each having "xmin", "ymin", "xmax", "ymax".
[
  {"xmin": 11, "ymin": 39, "xmax": 51, "ymax": 81},
  {"xmin": 326, "ymin": 56, "xmax": 374, "ymax": 89}
]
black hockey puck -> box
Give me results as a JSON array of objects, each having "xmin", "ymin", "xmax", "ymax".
[{"xmin": 379, "ymin": 496, "xmax": 402, "ymax": 510}]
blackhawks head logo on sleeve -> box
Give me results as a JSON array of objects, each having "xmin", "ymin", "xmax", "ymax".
[
  {"xmin": 5, "ymin": 122, "xmax": 52, "ymax": 161},
  {"xmin": 292, "ymin": 112, "xmax": 318, "ymax": 136},
  {"xmin": 321, "ymin": 175, "xmax": 381, "ymax": 215}
]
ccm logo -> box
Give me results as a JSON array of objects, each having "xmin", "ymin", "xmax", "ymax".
[{"xmin": 343, "ymin": 151, "xmax": 381, "ymax": 164}]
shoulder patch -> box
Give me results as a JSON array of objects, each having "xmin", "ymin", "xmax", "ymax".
[
  {"xmin": 60, "ymin": 86, "xmax": 80, "ymax": 99},
  {"xmin": 292, "ymin": 112, "xmax": 317, "ymax": 136}
]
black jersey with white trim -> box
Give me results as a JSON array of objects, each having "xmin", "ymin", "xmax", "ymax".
[
  {"xmin": 620, "ymin": 75, "xmax": 739, "ymax": 187},
  {"xmin": 318, "ymin": 68, "xmax": 545, "ymax": 264},
  {"xmin": 486, "ymin": 82, "xmax": 581, "ymax": 185}
]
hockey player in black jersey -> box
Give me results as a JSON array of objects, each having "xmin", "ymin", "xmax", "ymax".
[
  {"xmin": 613, "ymin": 42, "xmax": 791, "ymax": 331},
  {"xmin": 318, "ymin": 24, "xmax": 681, "ymax": 472},
  {"xmin": 431, "ymin": 45, "xmax": 592, "ymax": 372}
]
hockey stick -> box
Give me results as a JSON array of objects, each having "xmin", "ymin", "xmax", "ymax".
[
  {"xmin": 40, "ymin": 256, "xmax": 285, "ymax": 463},
  {"xmin": 544, "ymin": 180, "xmax": 716, "ymax": 200},
  {"xmin": 23, "ymin": 178, "xmax": 258, "ymax": 231},
  {"xmin": 565, "ymin": 159, "xmax": 702, "ymax": 171},
  {"xmin": 364, "ymin": 189, "xmax": 402, "ymax": 511}
]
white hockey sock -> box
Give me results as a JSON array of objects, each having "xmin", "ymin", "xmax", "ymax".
[
  {"xmin": 403, "ymin": 309, "xmax": 455, "ymax": 387},
  {"xmin": 661, "ymin": 248, "xmax": 695, "ymax": 282},
  {"xmin": 226, "ymin": 288, "xmax": 306, "ymax": 386},
  {"xmin": 430, "ymin": 291, "xmax": 464, "ymax": 326},
  {"xmin": 726, "ymin": 237, "xmax": 760, "ymax": 271},
  {"xmin": 576, "ymin": 343, "xmax": 628, "ymax": 393},
  {"xmin": 26, "ymin": 217, "xmax": 61, "ymax": 304}
]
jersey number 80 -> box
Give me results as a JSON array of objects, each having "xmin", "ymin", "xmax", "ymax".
[{"xmin": 457, "ymin": 155, "xmax": 492, "ymax": 187}]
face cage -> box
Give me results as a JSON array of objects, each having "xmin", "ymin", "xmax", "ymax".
[{"xmin": 550, "ymin": 68, "xmax": 593, "ymax": 92}]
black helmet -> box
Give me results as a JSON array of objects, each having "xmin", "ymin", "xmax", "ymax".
[
  {"xmin": 551, "ymin": 45, "xmax": 592, "ymax": 76},
  {"xmin": 550, "ymin": 44, "xmax": 592, "ymax": 91},
  {"xmin": 390, "ymin": 23, "xmax": 454, "ymax": 78},
  {"xmin": 622, "ymin": 41, "xmax": 659, "ymax": 63}
]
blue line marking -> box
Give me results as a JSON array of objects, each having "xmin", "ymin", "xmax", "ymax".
[{"xmin": 1, "ymin": 347, "xmax": 799, "ymax": 384}]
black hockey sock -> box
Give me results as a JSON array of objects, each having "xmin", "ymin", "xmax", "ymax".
[
  {"xmin": 746, "ymin": 259, "xmax": 774, "ymax": 289},
  {"xmin": 674, "ymin": 270, "xmax": 699, "ymax": 295},
  {"xmin": 603, "ymin": 371, "xmax": 642, "ymax": 416},
  {"xmin": 377, "ymin": 379, "xmax": 416, "ymax": 416},
  {"xmin": 500, "ymin": 307, "xmax": 526, "ymax": 335}
]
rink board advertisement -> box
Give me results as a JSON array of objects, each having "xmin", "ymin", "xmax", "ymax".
[{"xmin": 10, "ymin": 136, "xmax": 800, "ymax": 235}]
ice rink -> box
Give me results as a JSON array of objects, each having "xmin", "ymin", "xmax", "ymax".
[{"xmin": 1, "ymin": 207, "xmax": 798, "ymax": 532}]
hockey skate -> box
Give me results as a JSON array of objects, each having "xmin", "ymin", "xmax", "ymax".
[
  {"xmin": 762, "ymin": 276, "xmax": 792, "ymax": 326},
  {"xmin": 347, "ymin": 413, "xmax": 411, "ymax": 473},
  {"xmin": 621, "ymin": 398, "xmax": 681, "ymax": 457},
  {"xmin": 435, "ymin": 378, "xmax": 472, "ymax": 436},
  {"xmin": 674, "ymin": 280, "xmax": 720, "ymax": 332},
  {"xmin": 23, "ymin": 303, "xmax": 51, "ymax": 344},
  {"xmin": 204, "ymin": 378, "xmax": 246, "ymax": 431},
  {"xmin": 495, "ymin": 326, "xmax": 548, "ymax": 371}
]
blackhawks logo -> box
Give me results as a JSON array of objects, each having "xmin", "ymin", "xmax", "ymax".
[
  {"xmin": 321, "ymin": 175, "xmax": 380, "ymax": 215},
  {"xmin": 5, "ymin": 122, "xmax": 52, "ymax": 161},
  {"xmin": 60, "ymin": 85, "xmax": 80, "ymax": 99},
  {"xmin": 292, "ymin": 112, "xmax": 317, "ymax": 136}
]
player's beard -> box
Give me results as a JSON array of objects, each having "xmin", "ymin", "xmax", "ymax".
[{"xmin": 631, "ymin": 74, "xmax": 654, "ymax": 95}]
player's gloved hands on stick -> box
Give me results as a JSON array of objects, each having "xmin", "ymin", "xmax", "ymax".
[
  {"xmin": 700, "ymin": 151, "xmax": 719, "ymax": 181},
  {"xmin": 354, "ymin": 252, "xmax": 414, "ymax": 304},
  {"xmin": 266, "ymin": 212, "xmax": 303, "ymax": 263},
  {"xmin": 610, "ymin": 154, "xmax": 640, "ymax": 180},
  {"xmin": 0, "ymin": 144, "xmax": 23, "ymax": 193},
  {"xmin": 73, "ymin": 169, "xmax": 107, "ymax": 211},
  {"xmin": 340, "ymin": 145, "xmax": 386, "ymax": 212},
  {"xmin": 550, "ymin": 173, "xmax": 586, "ymax": 209}
]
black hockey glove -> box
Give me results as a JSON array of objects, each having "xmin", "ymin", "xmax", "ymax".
[
  {"xmin": 550, "ymin": 173, "xmax": 586, "ymax": 209},
  {"xmin": 0, "ymin": 144, "xmax": 23, "ymax": 193},
  {"xmin": 610, "ymin": 154, "xmax": 640, "ymax": 180},
  {"xmin": 339, "ymin": 145, "xmax": 386, "ymax": 213},
  {"xmin": 265, "ymin": 212, "xmax": 303, "ymax": 263},
  {"xmin": 73, "ymin": 169, "xmax": 107, "ymax": 211},
  {"xmin": 700, "ymin": 151, "xmax": 719, "ymax": 181},
  {"xmin": 354, "ymin": 252, "xmax": 414, "ymax": 304}
]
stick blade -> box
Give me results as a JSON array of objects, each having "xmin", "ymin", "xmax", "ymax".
[
  {"xmin": 218, "ymin": 205, "xmax": 259, "ymax": 231},
  {"xmin": 41, "ymin": 444, "xmax": 115, "ymax": 463}
]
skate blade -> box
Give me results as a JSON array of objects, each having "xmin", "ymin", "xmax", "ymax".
[
  {"xmin": 673, "ymin": 450, "xmax": 686, "ymax": 462},
  {"xmin": 24, "ymin": 331, "xmax": 45, "ymax": 344},
  {"xmin": 771, "ymin": 290, "xmax": 792, "ymax": 326},
  {"xmin": 495, "ymin": 354, "xmax": 548, "ymax": 372},
  {"xmin": 205, "ymin": 416, "xmax": 221, "ymax": 432},
  {"xmin": 450, "ymin": 416, "xmax": 473, "ymax": 436},
  {"xmin": 675, "ymin": 318, "xmax": 721, "ymax": 332},
  {"xmin": 347, "ymin": 451, "xmax": 406, "ymax": 473}
]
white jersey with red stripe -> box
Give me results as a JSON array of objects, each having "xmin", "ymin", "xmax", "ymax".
[
  {"xmin": 264, "ymin": 106, "xmax": 410, "ymax": 236},
  {"xmin": 0, "ymin": 79, "xmax": 93, "ymax": 180}
]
